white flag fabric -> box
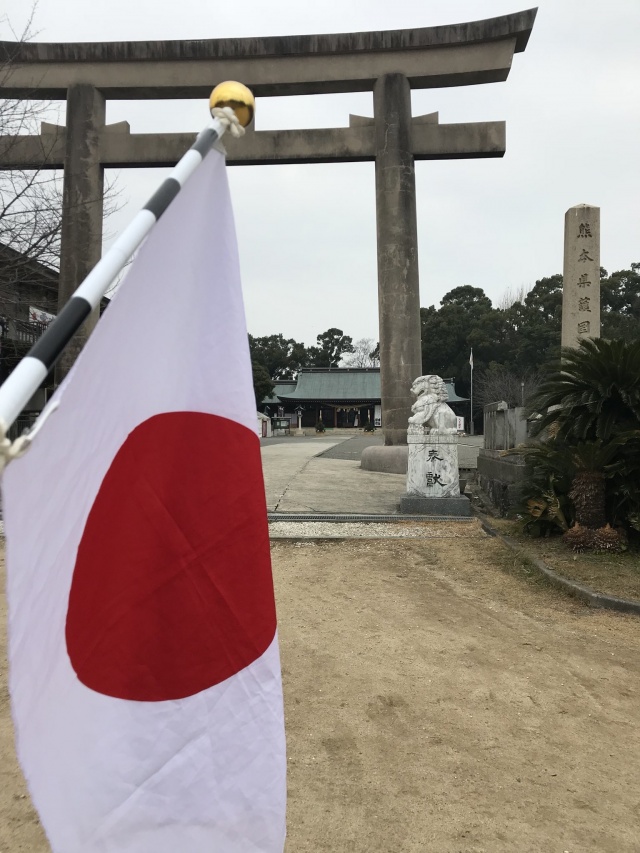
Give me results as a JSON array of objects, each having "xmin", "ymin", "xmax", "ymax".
[
  {"xmin": 469, "ymin": 348, "xmax": 474, "ymax": 369},
  {"xmin": 3, "ymin": 150, "xmax": 286, "ymax": 852}
]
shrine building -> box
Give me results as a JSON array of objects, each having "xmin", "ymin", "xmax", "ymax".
[{"xmin": 262, "ymin": 367, "xmax": 467, "ymax": 430}]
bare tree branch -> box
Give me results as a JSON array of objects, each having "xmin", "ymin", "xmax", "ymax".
[
  {"xmin": 0, "ymin": 7, "xmax": 122, "ymax": 390},
  {"xmin": 474, "ymin": 365, "xmax": 541, "ymax": 411},
  {"xmin": 496, "ymin": 282, "xmax": 532, "ymax": 310},
  {"xmin": 341, "ymin": 338, "xmax": 380, "ymax": 368}
]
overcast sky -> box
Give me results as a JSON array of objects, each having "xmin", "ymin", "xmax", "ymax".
[{"xmin": 2, "ymin": 0, "xmax": 639, "ymax": 347}]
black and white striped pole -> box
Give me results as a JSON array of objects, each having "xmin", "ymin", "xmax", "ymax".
[{"xmin": 0, "ymin": 82, "xmax": 255, "ymax": 458}]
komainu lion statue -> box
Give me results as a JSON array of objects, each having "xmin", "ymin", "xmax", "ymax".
[{"xmin": 407, "ymin": 375, "xmax": 458, "ymax": 434}]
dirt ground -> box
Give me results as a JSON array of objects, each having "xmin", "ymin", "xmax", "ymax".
[{"xmin": 2, "ymin": 524, "xmax": 640, "ymax": 852}]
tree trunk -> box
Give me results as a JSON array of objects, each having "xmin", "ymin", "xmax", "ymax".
[{"xmin": 569, "ymin": 471, "xmax": 606, "ymax": 528}]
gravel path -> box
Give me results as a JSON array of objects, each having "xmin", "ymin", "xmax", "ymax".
[{"xmin": 269, "ymin": 519, "xmax": 476, "ymax": 539}]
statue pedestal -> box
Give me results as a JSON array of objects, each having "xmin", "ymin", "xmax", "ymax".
[
  {"xmin": 399, "ymin": 430, "xmax": 471, "ymax": 516},
  {"xmin": 399, "ymin": 494, "xmax": 471, "ymax": 516}
]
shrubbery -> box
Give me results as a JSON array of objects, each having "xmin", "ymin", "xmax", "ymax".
[{"xmin": 518, "ymin": 339, "xmax": 640, "ymax": 549}]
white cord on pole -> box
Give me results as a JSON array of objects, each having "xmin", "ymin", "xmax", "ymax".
[{"xmin": 210, "ymin": 107, "xmax": 246, "ymax": 138}]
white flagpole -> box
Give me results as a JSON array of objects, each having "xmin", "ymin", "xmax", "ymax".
[
  {"xmin": 0, "ymin": 85, "xmax": 253, "ymax": 443},
  {"xmin": 469, "ymin": 348, "xmax": 474, "ymax": 435}
]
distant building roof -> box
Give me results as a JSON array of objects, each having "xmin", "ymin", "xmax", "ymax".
[
  {"xmin": 279, "ymin": 368, "xmax": 380, "ymax": 402},
  {"xmin": 262, "ymin": 368, "xmax": 467, "ymax": 404},
  {"xmin": 263, "ymin": 380, "xmax": 297, "ymax": 405}
]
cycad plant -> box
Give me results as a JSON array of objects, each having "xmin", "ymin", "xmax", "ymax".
[
  {"xmin": 519, "ymin": 339, "xmax": 640, "ymax": 543},
  {"xmin": 606, "ymin": 429, "xmax": 640, "ymax": 531},
  {"xmin": 562, "ymin": 443, "xmax": 626, "ymax": 552},
  {"xmin": 516, "ymin": 439, "xmax": 575, "ymax": 535},
  {"xmin": 567, "ymin": 441, "xmax": 622, "ymax": 528},
  {"xmin": 526, "ymin": 338, "xmax": 640, "ymax": 442}
]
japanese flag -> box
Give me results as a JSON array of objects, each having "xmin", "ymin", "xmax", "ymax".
[{"xmin": 2, "ymin": 150, "xmax": 286, "ymax": 851}]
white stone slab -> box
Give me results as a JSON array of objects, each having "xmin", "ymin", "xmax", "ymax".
[{"xmin": 406, "ymin": 433, "xmax": 461, "ymax": 498}]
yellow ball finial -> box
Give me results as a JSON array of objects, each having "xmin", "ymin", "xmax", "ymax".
[{"xmin": 209, "ymin": 81, "xmax": 255, "ymax": 128}]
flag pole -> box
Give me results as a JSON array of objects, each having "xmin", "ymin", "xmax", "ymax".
[
  {"xmin": 0, "ymin": 82, "xmax": 255, "ymax": 441},
  {"xmin": 469, "ymin": 348, "xmax": 474, "ymax": 435}
]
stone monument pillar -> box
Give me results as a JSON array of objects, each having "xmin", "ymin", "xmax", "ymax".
[
  {"xmin": 399, "ymin": 375, "xmax": 471, "ymax": 516},
  {"xmin": 56, "ymin": 84, "xmax": 106, "ymax": 382},
  {"xmin": 561, "ymin": 204, "xmax": 600, "ymax": 349},
  {"xmin": 373, "ymin": 74, "xmax": 422, "ymax": 447}
]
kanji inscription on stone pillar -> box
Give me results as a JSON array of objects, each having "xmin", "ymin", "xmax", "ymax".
[{"xmin": 561, "ymin": 204, "xmax": 600, "ymax": 349}]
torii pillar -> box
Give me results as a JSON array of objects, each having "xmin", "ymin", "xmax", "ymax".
[
  {"xmin": 57, "ymin": 84, "xmax": 105, "ymax": 381},
  {"xmin": 374, "ymin": 74, "xmax": 422, "ymax": 446}
]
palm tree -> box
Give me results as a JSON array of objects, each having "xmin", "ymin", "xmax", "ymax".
[{"xmin": 526, "ymin": 338, "xmax": 640, "ymax": 442}]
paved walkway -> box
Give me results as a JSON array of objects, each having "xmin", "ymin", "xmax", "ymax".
[
  {"xmin": 261, "ymin": 434, "xmax": 484, "ymax": 515},
  {"xmin": 261, "ymin": 436, "xmax": 406, "ymax": 514}
]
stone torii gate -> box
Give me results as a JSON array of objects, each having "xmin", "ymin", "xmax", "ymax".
[{"xmin": 0, "ymin": 8, "xmax": 536, "ymax": 446}]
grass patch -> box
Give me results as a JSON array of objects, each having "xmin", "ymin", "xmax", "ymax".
[
  {"xmin": 488, "ymin": 537, "xmax": 557, "ymax": 593},
  {"xmin": 489, "ymin": 518, "xmax": 640, "ymax": 602}
]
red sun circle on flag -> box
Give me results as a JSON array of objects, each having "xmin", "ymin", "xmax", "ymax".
[{"xmin": 65, "ymin": 412, "xmax": 277, "ymax": 702}]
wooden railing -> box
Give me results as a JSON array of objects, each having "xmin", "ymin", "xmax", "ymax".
[{"xmin": 2, "ymin": 318, "xmax": 50, "ymax": 346}]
